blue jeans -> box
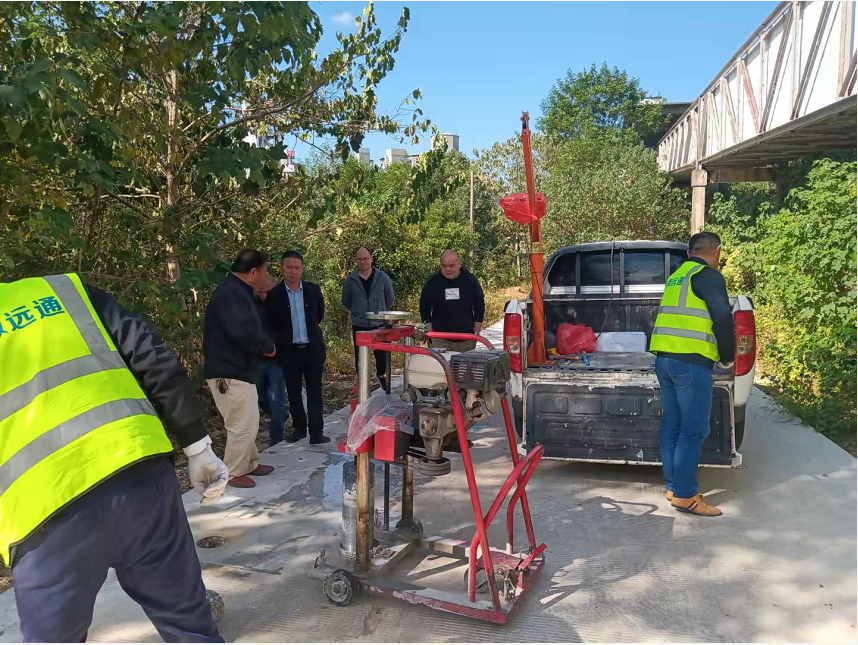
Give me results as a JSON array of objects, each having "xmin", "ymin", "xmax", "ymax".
[
  {"xmin": 255, "ymin": 360, "xmax": 290, "ymax": 445},
  {"xmin": 655, "ymin": 357, "xmax": 713, "ymax": 499}
]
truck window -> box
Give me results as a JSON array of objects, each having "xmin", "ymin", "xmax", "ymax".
[
  {"xmin": 624, "ymin": 251, "xmax": 666, "ymax": 287},
  {"xmin": 580, "ymin": 251, "xmax": 620, "ymax": 293},
  {"xmin": 546, "ymin": 253, "xmax": 576, "ymax": 289},
  {"xmin": 669, "ymin": 252, "xmax": 686, "ymax": 275}
]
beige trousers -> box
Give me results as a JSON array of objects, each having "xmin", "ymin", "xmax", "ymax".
[{"xmin": 207, "ymin": 378, "xmax": 260, "ymax": 479}]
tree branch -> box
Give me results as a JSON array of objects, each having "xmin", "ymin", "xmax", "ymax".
[
  {"xmin": 190, "ymin": 78, "xmax": 325, "ymax": 152},
  {"xmin": 107, "ymin": 192, "xmax": 150, "ymax": 217},
  {"xmin": 101, "ymin": 193, "xmax": 161, "ymax": 199}
]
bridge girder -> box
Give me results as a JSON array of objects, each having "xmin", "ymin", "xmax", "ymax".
[{"xmin": 659, "ymin": 1, "xmax": 857, "ymax": 184}]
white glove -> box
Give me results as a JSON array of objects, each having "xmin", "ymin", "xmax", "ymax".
[{"xmin": 185, "ymin": 439, "xmax": 228, "ymax": 503}]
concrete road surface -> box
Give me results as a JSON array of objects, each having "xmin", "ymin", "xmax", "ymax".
[{"xmin": 1, "ymin": 324, "xmax": 855, "ymax": 642}]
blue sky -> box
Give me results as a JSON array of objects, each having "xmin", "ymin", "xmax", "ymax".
[{"xmin": 305, "ymin": 1, "xmax": 777, "ymax": 160}]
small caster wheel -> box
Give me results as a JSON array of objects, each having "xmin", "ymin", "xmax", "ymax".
[
  {"xmin": 206, "ymin": 589, "xmax": 225, "ymax": 623},
  {"xmin": 324, "ymin": 569, "xmax": 358, "ymax": 607},
  {"xmin": 463, "ymin": 566, "xmax": 488, "ymax": 593}
]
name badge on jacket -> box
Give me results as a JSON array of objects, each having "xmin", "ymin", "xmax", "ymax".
[{"xmin": 445, "ymin": 288, "xmax": 460, "ymax": 300}]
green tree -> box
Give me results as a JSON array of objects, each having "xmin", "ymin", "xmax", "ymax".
[
  {"xmin": 711, "ymin": 159, "xmax": 857, "ymax": 451},
  {"xmin": 538, "ymin": 63, "xmax": 666, "ymax": 142},
  {"xmin": 0, "ymin": 1, "xmax": 428, "ymax": 365},
  {"xmin": 476, "ymin": 129, "xmax": 688, "ymax": 253},
  {"xmin": 706, "ymin": 183, "xmax": 776, "ymax": 294},
  {"xmin": 541, "ymin": 131, "xmax": 687, "ymax": 248},
  {"xmin": 752, "ymin": 160, "xmax": 856, "ymax": 442}
]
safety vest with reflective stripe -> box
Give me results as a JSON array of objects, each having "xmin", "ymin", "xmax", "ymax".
[
  {"xmin": 0, "ymin": 274, "xmax": 172, "ymax": 565},
  {"xmin": 649, "ymin": 261, "xmax": 720, "ymax": 362}
]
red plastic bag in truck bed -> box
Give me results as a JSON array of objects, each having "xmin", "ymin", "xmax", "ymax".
[
  {"xmin": 499, "ymin": 192, "xmax": 546, "ymax": 225},
  {"xmin": 557, "ymin": 323, "xmax": 597, "ymax": 354}
]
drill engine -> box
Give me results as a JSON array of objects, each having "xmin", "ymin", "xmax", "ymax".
[{"xmin": 406, "ymin": 350, "xmax": 511, "ymax": 461}]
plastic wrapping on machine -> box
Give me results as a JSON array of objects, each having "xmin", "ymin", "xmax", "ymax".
[
  {"xmin": 346, "ymin": 394, "xmax": 413, "ymax": 454},
  {"xmin": 499, "ymin": 192, "xmax": 546, "ymax": 225}
]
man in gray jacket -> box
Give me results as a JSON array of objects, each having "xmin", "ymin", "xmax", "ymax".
[{"xmin": 342, "ymin": 246, "xmax": 394, "ymax": 386}]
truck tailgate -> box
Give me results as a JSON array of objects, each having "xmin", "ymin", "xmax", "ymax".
[{"xmin": 522, "ymin": 356, "xmax": 738, "ymax": 467}]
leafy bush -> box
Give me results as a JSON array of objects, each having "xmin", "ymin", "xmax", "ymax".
[
  {"xmin": 713, "ymin": 159, "xmax": 857, "ymax": 451},
  {"xmin": 541, "ymin": 131, "xmax": 689, "ymax": 249}
]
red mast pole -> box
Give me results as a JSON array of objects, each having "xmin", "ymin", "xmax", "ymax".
[{"xmin": 520, "ymin": 113, "xmax": 547, "ymax": 365}]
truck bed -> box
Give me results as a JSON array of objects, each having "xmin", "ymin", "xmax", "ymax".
[
  {"xmin": 536, "ymin": 351, "xmax": 655, "ymax": 372},
  {"xmin": 509, "ymin": 241, "xmax": 746, "ymax": 469},
  {"xmin": 522, "ymin": 353, "xmax": 737, "ymax": 467}
]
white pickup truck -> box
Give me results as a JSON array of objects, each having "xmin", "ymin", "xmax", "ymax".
[{"xmin": 503, "ymin": 241, "xmax": 756, "ymax": 468}]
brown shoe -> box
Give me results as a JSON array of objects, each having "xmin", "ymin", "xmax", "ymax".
[
  {"xmin": 666, "ymin": 490, "xmax": 674, "ymax": 501},
  {"xmin": 250, "ymin": 464, "xmax": 274, "ymax": 476},
  {"xmin": 228, "ymin": 475, "xmax": 256, "ymax": 488},
  {"xmin": 672, "ymin": 494, "xmax": 722, "ymax": 516}
]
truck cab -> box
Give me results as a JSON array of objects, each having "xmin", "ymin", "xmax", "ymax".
[{"xmin": 503, "ymin": 241, "xmax": 756, "ymax": 468}]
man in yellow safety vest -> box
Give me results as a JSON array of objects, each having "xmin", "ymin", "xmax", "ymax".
[
  {"xmin": 0, "ymin": 273, "xmax": 228, "ymax": 642},
  {"xmin": 650, "ymin": 232, "xmax": 736, "ymax": 517}
]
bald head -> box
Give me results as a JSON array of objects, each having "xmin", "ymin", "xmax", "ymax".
[{"xmin": 440, "ymin": 250, "xmax": 462, "ymax": 280}]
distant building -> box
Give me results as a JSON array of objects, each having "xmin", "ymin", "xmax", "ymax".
[
  {"xmin": 440, "ymin": 132, "xmax": 459, "ymax": 153},
  {"xmin": 407, "ymin": 154, "xmax": 421, "ymax": 168},
  {"xmin": 384, "ymin": 148, "xmax": 407, "ymax": 167},
  {"xmin": 242, "ymin": 132, "xmax": 295, "ymax": 175},
  {"xmin": 354, "ymin": 147, "xmax": 371, "ymax": 164}
]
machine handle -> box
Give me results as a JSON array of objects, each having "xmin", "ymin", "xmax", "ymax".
[
  {"xmin": 467, "ymin": 444, "xmax": 544, "ymax": 605},
  {"xmin": 425, "ymin": 331, "xmax": 495, "ymax": 350}
]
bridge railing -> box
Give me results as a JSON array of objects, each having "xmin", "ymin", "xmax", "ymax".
[{"xmin": 658, "ymin": 1, "xmax": 857, "ymax": 174}]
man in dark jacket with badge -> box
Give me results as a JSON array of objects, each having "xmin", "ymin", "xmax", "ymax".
[{"xmin": 419, "ymin": 250, "xmax": 485, "ymax": 351}]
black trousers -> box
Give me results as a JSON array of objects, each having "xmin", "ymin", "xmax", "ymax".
[
  {"xmin": 281, "ymin": 344, "xmax": 325, "ymax": 438},
  {"xmin": 352, "ymin": 325, "xmax": 388, "ymax": 379},
  {"xmin": 12, "ymin": 457, "xmax": 222, "ymax": 643}
]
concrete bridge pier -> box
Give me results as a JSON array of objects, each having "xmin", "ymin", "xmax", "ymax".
[
  {"xmin": 690, "ymin": 169, "xmax": 708, "ymax": 233},
  {"xmin": 689, "ymin": 167, "xmax": 781, "ymax": 232}
]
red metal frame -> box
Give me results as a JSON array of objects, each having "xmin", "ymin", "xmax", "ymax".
[
  {"xmin": 425, "ymin": 331, "xmax": 492, "ymax": 348},
  {"xmin": 520, "ymin": 112, "xmax": 547, "ymax": 366},
  {"xmin": 352, "ymin": 327, "xmax": 546, "ymax": 622}
]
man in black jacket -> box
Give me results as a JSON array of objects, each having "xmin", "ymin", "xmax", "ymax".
[
  {"xmin": 5, "ymin": 275, "xmax": 227, "ymax": 643},
  {"xmin": 204, "ymin": 249, "xmax": 277, "ymax": 488},
  {"xmin": 419, "ymin": 250, "xmax": 485, "ymax": 351},
  {"xmin": 265, "ymin": 251, "xmax": 330, "ymax": 444}
]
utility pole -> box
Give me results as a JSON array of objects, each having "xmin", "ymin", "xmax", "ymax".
[{"xmin": 469, "ymin": 169, "xmax": 474, "ymax": 263}]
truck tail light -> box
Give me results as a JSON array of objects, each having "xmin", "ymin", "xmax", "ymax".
[
  {"xmin": 734, "ymin": 310, "xmax": 756, "ymax": 376},
  {"xmin": 504, "ymin": 313, "xmax": 522, "ymax": 373}
]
